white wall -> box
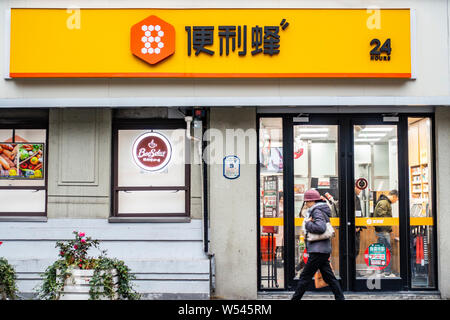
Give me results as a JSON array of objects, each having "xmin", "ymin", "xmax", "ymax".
[
  {"xmin": 208, "ymin": 107, "xmax": 257, "ymax": 299},
  {"xmin": 435, "ymin": 106, "xmax": 450, "ymax": 299}
]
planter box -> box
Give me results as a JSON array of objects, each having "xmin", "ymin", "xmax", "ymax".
[{"xmin": 57, "ymin": 269, "xmax": 118, "ymax": 300}]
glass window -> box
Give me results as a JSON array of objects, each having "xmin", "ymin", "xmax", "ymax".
[
  {"xmin": 293, "ymin": 125, "xmax": 340, "ymax": 278},
  {"xmin": 114, "ymin": 126, "xmax": 189, "ymax": 218},
  {"xmin": 118, "ymin": 190, "xmax": 186, "ymax": 215},
  {"xmin": 354, "ymin": 124, "xmax": 400, "ymax": 279},
  {"xmin": 408, "ymin": 117, "xmax": 435, "ymax": 288},
  {"xmin": 259, "ymin": 118, "xmax": 284, "ymax": 289},
  {"xmin": 0, "ymin": 128, "xmax": 47, "ymax": 216},
  {"xmin": 118, "ymin": 129, "xmax": 186, "ymax": 187}
]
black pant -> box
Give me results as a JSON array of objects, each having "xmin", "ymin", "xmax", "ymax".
[{"xmin": 291, "ymin": 253, "xmax": 345, "ymax": 300}]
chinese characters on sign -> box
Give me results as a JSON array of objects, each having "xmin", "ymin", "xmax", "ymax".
[{"xmin": 185, "ymin": 19, "xmax": 289, "ymax": 57}]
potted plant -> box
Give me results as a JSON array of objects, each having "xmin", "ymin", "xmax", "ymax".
[
  {"xmin": 36, "ymin": 231, "xmax": 140, "ymax": 300},
  {"xmin": 0, "ymin": 241, "xmax": 18, "ymax": 300}
]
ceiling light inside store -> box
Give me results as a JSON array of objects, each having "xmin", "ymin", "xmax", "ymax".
[
  {"xmin": 358, "ymin": 133, "xmax": 386, "ymax": 138},
  {"xmin": 361, "ymin": 127, "xmax": 393, "ymax": 132},
  {"xmin": 299, "ymin": 134, "xmax": 328, "ymax": 139},
  {"xmin": 298, "ymin": 128, "xmax": 329, "ymax": 133},
  {"xmin": 354, "ymin": 138, "xmax": 380, "ymax": 142}
]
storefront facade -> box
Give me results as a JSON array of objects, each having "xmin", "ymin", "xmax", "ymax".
[
  {"xmin": 257, "ymin": 113, "xmax": 437, "ymax": 292},
  {"xmin": 1, "ymin": 0, "xmax": 450, "ymax": 300}
]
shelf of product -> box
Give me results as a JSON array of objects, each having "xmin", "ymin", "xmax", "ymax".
[{"xmin": 410, "ymin": 164, "xmax": 429, "ymax": 217}]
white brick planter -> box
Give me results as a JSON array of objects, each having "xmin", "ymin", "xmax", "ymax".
[{"xmin": 57, "ymin": 269, "xmax": 118, "ymax": 300}]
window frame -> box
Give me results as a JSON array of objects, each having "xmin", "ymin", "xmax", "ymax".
[
  {"xmin": 404, "ymin": 114, "xmax": 438, "ymax": 290},
  {"xmin": 111, "ymin": 119, "xmax": 191, "ymax": 219},
  {"xmin": 256, "ymin": 112, "xmax": 438, "ymax": 292},
  {"xmin": 0, "ymin": 119, "xmax": 48, "ymax": 217}
]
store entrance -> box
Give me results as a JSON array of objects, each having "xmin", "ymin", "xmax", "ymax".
[{"xmin": 258, "ymin": 114, "xmax": 437, "ymax": 292}]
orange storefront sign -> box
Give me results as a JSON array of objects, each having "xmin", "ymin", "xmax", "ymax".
[{"xmin": 9, "ymin": 8, "xmax": 413, "ymax": 78}]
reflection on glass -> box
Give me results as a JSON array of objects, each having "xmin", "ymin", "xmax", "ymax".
[
  {"xmin": 14, "ymin": 129, "xmax": 47, "ymax": 143},
  {"xmin": 118, "ymin": 190, "xmax": 186, "ymax": 214},
  {"xmin": 354, "ymin": 125, "xmax": 400, "ymax": 279},
  {"xmin": 293, "ymin": 125, "xmax": 340, "ymax": 278},
  {"xmin": 408, "ymin": 117, "xmax": 435, "ymax": 287},
  {"xmin": 259, "ymin": 118, "xmax": 284, "ymax": 289},
  {"xmin": 0, "ymin": 130, "xmax": 13, "ymax": 142},
  {"xmin": 0, "ymin": 189, "xmax": 46, "ymax": 212}
]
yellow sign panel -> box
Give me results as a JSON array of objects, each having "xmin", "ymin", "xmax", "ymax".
[
  {"xmin": 260, "ymin": 217, "xmax": 433, "ymax": 227},
  {"xmin": 9, "ymin": 8, "xmax": 412, "ymax": 78},
  {"xmin": 260, "ymin": 218, "xmax": 340, "ymax": 227}
]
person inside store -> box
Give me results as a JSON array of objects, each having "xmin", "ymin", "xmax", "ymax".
[
  {"xmin": 373, "ymin": 189, "xmax": 399, "ymax": 277},
  {"xmin": 291, "ymin": 189, "xmax": 345, "ymax": 301}
]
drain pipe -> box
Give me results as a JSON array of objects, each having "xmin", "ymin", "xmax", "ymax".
[
  {"xmin": 185, "ymin": 115, "xmax": 215, "ymax": 294},
  {"xmin": 184, "ymin": 116, "xmax": 202, "ymax": 166}
]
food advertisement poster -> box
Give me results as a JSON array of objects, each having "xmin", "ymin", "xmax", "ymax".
[
  {"xmin": 263, "ymin": 176, "xmax": 278, "ymax": 218},
  {"xmin": 364, "ymin": 243, "xmax": 391, "ymax": 270},
  {"xmin": 0, "ymin": 143, "xmax": 44, "ymax": 179}
]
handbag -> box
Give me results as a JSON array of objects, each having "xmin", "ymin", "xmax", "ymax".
[
  {"xmin": 314, "ymin": 270, "xmax": 328, "ymax": 288},
  {"xmin": 314, "ymin": 262, "xmax": 334, "ymax": 289},
  {"xmin": 302, "ymin": 209, "xmax": 335, "ymax": 242},
  {"xmin": 307, "ymin": 222, "xmax": 335, "ymax": 242}
]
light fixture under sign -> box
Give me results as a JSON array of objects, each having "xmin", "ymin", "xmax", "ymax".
[
  {"xmin": 293, "ymin": 116, "xmax": 309, "ymax": 123},
  {"xmin": 383, "ymin": 116, "xmax": 399, "ymax": 122}
]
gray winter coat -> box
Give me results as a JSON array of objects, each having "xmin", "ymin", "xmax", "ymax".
[{"xmin": 305, "ymin": 202, "xmax": 332, "ymax": 254}]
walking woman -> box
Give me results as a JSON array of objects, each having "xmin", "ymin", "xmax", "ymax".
[{"xmin": 291, "ymin": 189, "xmax": 345, "ymax": 300}]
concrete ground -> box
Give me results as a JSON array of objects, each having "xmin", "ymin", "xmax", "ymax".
[{"xmin": 258, "ymin": 291, "xmax": 442, "ymax": 300}]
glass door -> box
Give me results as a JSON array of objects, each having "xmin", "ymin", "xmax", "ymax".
[
  {"xmin": 258, "ymin": 118, "xmax": 285, "ymax": 289},
  {"xmin": 352, "ymin": 123, "xmax": 403, "ymax": 290},
  {"xmin": 258, "ymin": 114, "xmax": 437, "ymax": 292},
  {"xmin": 292, "ymin": 124, "xmax": 341, "ymax": 281}
]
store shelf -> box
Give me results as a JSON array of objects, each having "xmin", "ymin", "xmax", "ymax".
[{"xmin": 410, "ymin": 161, "xmax": 429, "ymax": 217}]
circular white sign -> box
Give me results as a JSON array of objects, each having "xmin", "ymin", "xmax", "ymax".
[{"xmin": 132, "ymin": 132, "xmax": 172, "ymax": 172}]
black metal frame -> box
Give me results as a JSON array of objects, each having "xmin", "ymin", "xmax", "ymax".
[
  {"xmin": 257, "ymin": 113, "xmax": 438, "ymax": 292},
  {"xmin": 0, "ymin": 119, "xmax": 48, "ymax": 217},
  {"xmin": 111, "ymin": 119, "xmax": 191, "ymax": 218},
  {"xmin": 348, "ymin": 115, "xmax": 405, "ymax": 291},
  {"xmin": 402, "ymin": 113, "xmax": 438, "ymax": 291}
]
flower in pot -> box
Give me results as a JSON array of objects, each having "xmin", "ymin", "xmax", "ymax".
[
  {"xmin": 37, "ymin": 231, "xmax": 140, "ymax": 300},
  {"xmin": 0, "ymin": 241, "xmax": 18, "ymax": 300}
]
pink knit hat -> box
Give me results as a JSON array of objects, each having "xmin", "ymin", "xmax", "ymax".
[{"xmin": 304, "ymin": 189, "xmax": 321, "ymax": 201}]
